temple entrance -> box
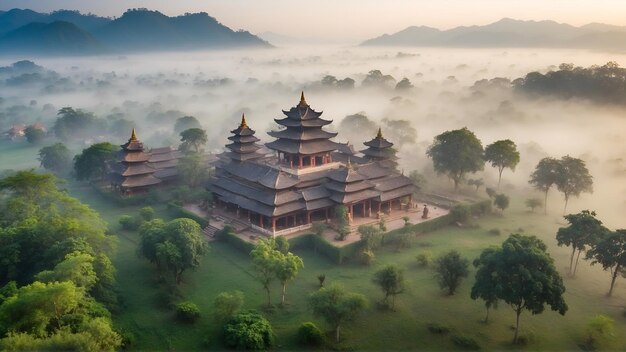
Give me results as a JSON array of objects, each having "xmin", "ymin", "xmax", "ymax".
[
  {"xmin": 310, "ymin": 208, "xmax": 330, "ymax": 222},
  {"xmin": 352, "ymin": 202, "xmax": 368, "ymax": 218}
]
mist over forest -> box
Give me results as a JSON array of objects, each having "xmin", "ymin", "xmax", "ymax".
[{"xmin": 1, "ymin": 46, "xmax": 624, "ymax": 227}]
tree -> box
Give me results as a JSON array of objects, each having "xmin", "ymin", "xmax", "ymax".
[
  {"xmin": 383, "ymin": 119, "xmax": 417, "ymax": 147},
  {"xmin": 137, "ymin": 218, "xmax": 208, "ymax": 284},
  {"xmin": 309, "ymin": 284, "xmax": 367, "ymax": 342},
  {"xmin": 53, "ymin": 107, "xmax": 105, "ymax": 141},
  {"xmin": 275, "ymin": 252, "xmax": 304, "ymax": 306},
  {"xmin": 467, "ymin": 178, "xmax": 484, "ymax": 193},
  {"xmin": 556, "ymin": 156, "xmax": 593, "ymax": 213},
  {"xmin": 224, "ymin": 311, "xmax": 274, "ymax": 350},
  {"xmin": 484, "ymin": 140, "xmax": 520, "ymax": 188},
  {"xmin": 362, "ymin": 69, "xmax": 396, "ymax": 88},
  {"xmin": 470, "ymin": 247, "xmax": 499, "ymax": 323},
  {"xmin": 529, "ymin": 157, "xmax": 561, "ymax": 214},
  {"xmin": 586, "ymin": 229, "xmax": 626, "ymax": 297},
  {"xmin": 35, "ymin": 251, "xmax": 97, "ymax": 289},
  {"xmin": 179, "ymin": 128, "xmax": 207, "ymax": 153},
  {"xmin": 557, "ymin": 210, "xmax": 606, "ymax": 276},
  {"xmin": 358, "ymin": 225, "xmax": 381, "ymax": 252},
  {"xmin": 373, "ymin": 265, "xmax": 405, "ymax": 309},
  {"xmin": 73, "ymin": 142, "xmax": 116, "ymax": 181},
  {"xmin": 177, "ymin": 153, "xmax": 209, "ymax": 187},
  {"xmin": 38, "ymin": 143, "xmax": 71, "ymax": 173},
  {"xmin": 408, "ymin": 170, "xmax": 426, "ymax": 191},
  {"xmin": 471, "ymin": 234, "xmax": 567, "ymax": 344},
  {"xmin": 395, "ymin": 77, "xmax": 414, "ymax": 91},
  {"xmin": 24, "ymin": 125, "xmax": 45, "ymax": 144},
  {"xmin": 250, "ymin": 238, "xmax": 282, "ymax": 307},
  {"xmin": 585, "ymin": 314, "xmax": 614, "ymax": 350},
  {"xmin": 493, "ymin": 193, "xmax": 510, "ymax": 214},
  {"xmin": 174, "ymin": 115, "xmax": 201, "ymax": 134},
  {"xmin": 434, "ymin": 251, "xmax": 470, "ymax": 295},
  {"xmin": 214, "ymin": 291, "xmax": 244, "ymax": 323},
  {"xmin": 525, "ymin": 198, "xmax": 542, "ymax": 213},
  {"xmin": 333, "ymin": 205, "xmax": 349, "ymax": 241},
  {"xmin": 427, "ymin": 128, "xmax": 484, "ymax": 190},
  {"xmin": 274, "ymin": 236, "xmax": 290, "ymax": 255}
]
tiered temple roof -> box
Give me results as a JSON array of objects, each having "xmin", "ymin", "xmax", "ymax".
[
  {"xmin": 266, "ymin": 92, "xmax": 342, "ymax": 156},
  {"xmin": 111, "ymin": 129, "xmax": 162, "ymax": 191},
  {"xmin": 360, "ymin": 128, "xmax": 398, "ymax": 168},
  {"xmin": 223, "ymin": 114, "xmax": 266, "ymax": 161}
]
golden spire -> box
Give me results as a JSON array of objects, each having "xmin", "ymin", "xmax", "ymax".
[
  {"xmin": 376, "ymin": 127, "xmax": 383, "ymax": 139},
  {"xmin": 130, "ymin": 128, "xmax": 138, "ymax": 142},
  {"xmin": 240, "ymin": 113, "xmax": 248, "ymax": 129},
  {"xmin": 299, "ymin": 91, "xmax": 307, "ymax": 106},
  {"xmin": 347, "ymin": 157, "xmax": 353, "ymax": 169}
]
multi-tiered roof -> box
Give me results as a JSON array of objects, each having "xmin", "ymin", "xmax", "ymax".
[
  {"xmin": 111, "ymin": 129, "xmax": 162, "ymax": 191},
  {"xmin": 361, "ymin": 128, "xmax": 398, "ymax": 169},
  {"xmin": 266, "ymin": 92, "xmax": 341, "ymax": 156},
  {"xmin": 223, "ymin": 114, "xmax": 265, "ymax": 161}
]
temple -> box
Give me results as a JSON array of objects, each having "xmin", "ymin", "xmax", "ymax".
[
  {"xmin": 109, "ymin": 129, "xmax": 182, "ymax": 194},
  {"xmin": 208, "ymin": 93, "xmax": 416, "ymax": 236}
]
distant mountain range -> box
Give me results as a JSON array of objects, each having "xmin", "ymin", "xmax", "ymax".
[
  {"xmin": 361, "ymin": 18, "xmax": 626, "ymax": 50},
  {"xmin": 0, "ymin": 8, "xmax": 270, "ymax": 55}
]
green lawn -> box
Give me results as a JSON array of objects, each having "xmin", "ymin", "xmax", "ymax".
[
  {"xmin": 0, "ymin": 141, "xmax": 40, "ymax": 172},
  {"xmin": 64, "ymin": 183, "xmax": 626, "ymax": 351}
]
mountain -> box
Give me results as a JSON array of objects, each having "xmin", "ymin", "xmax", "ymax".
[
  {"xmin": 93, "ymin": 9, "xmax": 269, "ymax": 51},
  {"xmin": 0, "ymin": 8, "xmax": 110, "ymax": 35},
  {"xmin": 361, "ymin": 18, "xmax": 626, "ymax": 50},
  {"xmin": 0, "ymin": 8, "xmax": 47, "ymax": 35},
  {"xmin": 0, "ymin": 20, "xmax": 103, "ymax": 54}
]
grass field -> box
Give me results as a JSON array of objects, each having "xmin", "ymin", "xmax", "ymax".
[
  {"xmin": 1, "ymin": 141, "xmax": 622, "ymax": 350},
  {"xmin": 61, "ymin": 183, "xmax": 626, "ymax": 351}
]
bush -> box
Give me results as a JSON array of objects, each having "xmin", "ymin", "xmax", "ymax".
[
  {"xmin": 224, "ymin": 311, "xmax": 274, "ymax": 350},
  {"xmin": 427, "ymin": 323, "xmax": 450, "ymax": 334},
  {"xmin": 416, "ymin": 252, "xmax": 432, "ymax": 267},
  {"xmin": 140, "ymin": 207, "xmax": 155, "ymax": 221},
  {"xmin": 215, "ymin": 225, "xmax": 236, "ymax": 242},
  {"xmin": 471, "ymin": 200, "xmax": 492, "ymax": 216},
  {"xmin": 176, "ymin": 301, "xmax": 201, "ymax": 323},
  {"xmin": 119, "ymin": 215, "xmax": 140, "ymax": 230},
  {"xmin": 214, "ymin": 291, "xmax": 244, "ymax": 323},
  {"xmin": 451, "ymin": 334, "xmax": 480, "ymax": 350},
  {"xmin": 297, "ymin": 322, "xmax": 325, "ymax": 347},
  {"xmin": 360, "ymin": 249, "xmax": 375, "ymax": 265},
  {"xmin": 450, "ymin": 204, "xmax": 471, "ymax": 223}
]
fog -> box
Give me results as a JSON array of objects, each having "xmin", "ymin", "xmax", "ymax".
[{"xmin": 1, "ymin": 45, "xmax": 624, "ymax": 227}]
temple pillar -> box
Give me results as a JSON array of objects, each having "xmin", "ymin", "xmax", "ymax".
[
  {"xmin": 307, "ymin": 211, "xmax": 311, "ymax": 223},
  {"xmin": 299, "ymin": 156, "xmax": 303, "ymax": 168},
  {"xmin": 272, "ymin": 218, "xmax": 276, "ymax": 233},
  {"xmin": 292, "ymin": 214, "xmax": 297, "ymax": 226},
  {"xmin": 325, "ymin": 208, "xmax": 329, "ymax": 221},
  {"xmin": 312, "ymin": 155, "xmax": 316, "ymax": 167},
  {"xmin": 362, "ymin": 202, "xmax": 367, "ymax": 217},
  {"xmin": 260, "ymin": 215, "xmax": 264, "ymax": 228}
]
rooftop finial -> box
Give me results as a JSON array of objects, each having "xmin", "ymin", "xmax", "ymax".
[
  {"xmin": 376, "ymin": 127, "xmax": 383, "ymax": 139},
  {"xmin": 347, "ymin": 157, "xmax": 353, "ymax": 169},
  {"xmin": 130, "ymin": 128, "xmax": 138, "ymax": 141},
  {"xmin": 240, "ymin": 113, "xmax": 248, "ymax": 129},
  {"xmin": 299, "ymin": 91, "xmax": 307, "ymax": 106}
]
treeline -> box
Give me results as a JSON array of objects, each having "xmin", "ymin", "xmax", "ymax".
[
  {"xmin": 514, "ymin": 61, "xmax": 626, "ymax": 105},
  {"xmin": 0, "ymin": 171, "xmax": 122, "ymax": 350}
]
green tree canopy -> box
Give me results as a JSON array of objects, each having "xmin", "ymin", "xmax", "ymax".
[
  {"xmin": 494, "ymin": 193, "xmax": 510, "ymax": 213},
  {"xmin": 174, "ymin": 115, "xmax": 201, "ymax": 134},
  {"xmin": 557, "ymin": 210, "xmax": 606, "ymax": 277},
  {"xmin": 223, "ymin": 311, "xmax": 274, "ymax": 350},
  {"xmin": 177, "ymin": 153, "xmax": 209, "ymax": 187},
  {"xmin": 585, "ymin": 229, "xmax": 626, "ymax": 297},
  {"xmin": 73, "ymin": 142, "xmax": 116, "ymax": 181},
  {"xmin": 529, "ymin": 157, "xmax": 561, "ymax": 214},
  {"xmin": 556, "ymin": 155, "xmax": 593, "ymax": 213},
  {"xmin": 471, "ymin": 234, "xmax": 567, "ymax": 344},
  {"xmin": 373, "ymin": 265, "xmax": 405, "ymax": 309},
  {"xmin": 309, "ymin": 284, "xmax": 368, "ymax": 342},
  {"xmin": 38, "ymin": 143, "xmax": 71, "ymax": 173},
  {"xmin": 434, "ymin": 250, "xmax": 470, "ymax": 295},
  {"xmin": 484, "ymin": 139, "xmax": 520, "ymax": 188},
  {"xmin": 24, "ymin": 126, "xmax": 46, "ymax": 144},
  {"xmin": 427, "ymin": 127, "xmax": 484, "ymax": 190},
  {"xmin": 53, "ymin": 107, "xmax": 106, "ymax": 141},
  {"xmin": 250, "ymin": 238, "xmax": 282, "ymax": 307},
  {"xmin": 179, "ymin": 128, "xmax": 208, "ymax": 153},
  {"xmin": 213, "ymin": 290, "xmax": 244, "ymax": 323},
  {"xmin": 35, "ymin": 251, "xmax": 97, "ymax": 289}
]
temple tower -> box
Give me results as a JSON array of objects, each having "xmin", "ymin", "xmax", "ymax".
[
  {"xmin": 111, "ymin": 129, "xmax": 161, "ymax": 193},
  {"xmin": 266, "ymin": 92, "xmax": 341, "ymax": 169},
  {"xmin": 223, "ymin": 114, "xmax": 265, "ymax": 161},
  {"xmin": 360, "ymin": 128, "xmax": 398, "ymax": 169}
]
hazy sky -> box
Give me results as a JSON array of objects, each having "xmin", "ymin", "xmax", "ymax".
[{"xmin": 2, "ymin": 0, "xmax": 626, "ymax": 41}]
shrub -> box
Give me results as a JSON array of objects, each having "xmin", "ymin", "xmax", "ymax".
[
  {"xmin": 451, "ymin": 334, "xmax": 480, "ymax": 350},
  {"xmin": 427, "ymin": 323, "xmax": 450, "ymax": 334},
  {"xmin": 317, "ymin": 274, "xmax": 326, "ymax": 287},
  {"xmin": 140, "ymin": 206, "xmax": 155, "ymax": 221},
  {"xmin": 176, "ymin": 301, "xmax": 201, "ymax": 323},
  {"xmin": 472, "ymin": 200, "xmax": 492, "ymax": 216},
  {"xmin": 119, "ymin": 215, "xmax": 140, "ymax": 230},
  {"xmin": 215, "ymin": 224, "xmax": 236, "ymax": 242},
  {"xmin": 360, "ymin": 249, "xmax": 375, "ymax": 265},
  {"xmin": 297, "ymin": 322, "xmax": 325, "ymax": 347},
  {"xmin": 393, "ymin": 232, "xmax": 412, "ymax": 251},
  {"xmin": 214, "ymin": 291, "xmax": 244, "ymax": 323},
  {"xmin": 416, "ymin": 252, "xmax": 432, "ymax": 267},
  {"xmin": 224, "ymin": 311, "xmax": 274, "ymax": 350},
  {"xmin": 485, "ymin": 187, "xmax": 497, "ymax": 199},
  {"xmin": 450, "ymin": 204, "xmax": 471, "ymax": 223}
]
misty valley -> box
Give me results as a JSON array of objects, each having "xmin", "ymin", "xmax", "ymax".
[{"xmin": 0, "ymin": 13, "xmax": 625, "ymax": 352}]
